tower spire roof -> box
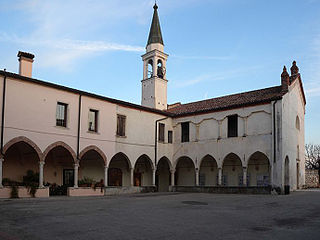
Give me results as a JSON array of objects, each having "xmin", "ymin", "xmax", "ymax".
[{"xmin": 147, "ymin": 3, "xmax": 164, "ymax": 46}]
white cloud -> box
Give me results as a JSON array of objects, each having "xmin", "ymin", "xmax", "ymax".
[{"xmin": 172, "ymin": 65, "xmax": 263, "ymax": 88}]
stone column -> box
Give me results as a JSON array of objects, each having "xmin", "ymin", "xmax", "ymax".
[
  {"xmin": 74, "ymin": 163, "xmax": 79, "ymax": 188},
  {"xmin": 243, "ymin": 167, "xmax": 247, "ymax": 186},
  {"xmin": 39, "ymin": 161, "xmax": 45, "ymax": 188},
  {"xmin": 170, "ymin": 170, "xmax": 175, "ymax": 186},
  {"xmin": 104, "ymin": 166, "xmax": 108, "ymax": 187},
  {"xmin": 218, "ymin": 168, "xmax": 222, "ymax": 186},
  {"xmin": 130, "ymin": 168, "xmax": 134, "ymax": 187},
  {"xmin": 152, "ymin": 168, "xmax": 156, "ymax": 186},
  {"xmin": 0, "ymin": 158, "xmax": 4, "ymax": 188},
  {"xmin": 195, "ymin": 168, "xmax": 199, "ymax": 186}
]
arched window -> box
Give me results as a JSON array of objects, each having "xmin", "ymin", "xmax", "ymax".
[
  {"xmin": 147, "ymin": 59, "xmax": 153, "ymax": 78},
  {"xmin": 157, "ymin": 59, "xmax": 164, "ymax": 78},
  {"xmin": 295, "ymin": 116, "xmax": 300, "ymax": 130}
]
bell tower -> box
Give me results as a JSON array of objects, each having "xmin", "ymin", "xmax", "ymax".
[{"xmin": 141, "ymin": 3, "xmax": 168, "ymax": 110}]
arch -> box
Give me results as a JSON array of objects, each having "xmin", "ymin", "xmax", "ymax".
[
  {"xmin": 247, "ymin": 151, "xmax": 270, "ymax": 167},
  {"xmin": 3, "ymin": 136, "xmax": 42, "ymax": 161},
  {"xmin": 147, "ymin": 59, "xmax": 153, "ymax": 78},
  {"xmin": 108, "ymin": 152, "xmax": 132, "ymax": 169},
  {"xmin": 43, "ymin": 141, "xmax": 76, "ymax": 163},
  {"xmin": 199, "ymin": 154, "xmax": 218, "ymax": 186},
  {"xmin": 108, "ymin": 152, "xmax": 132, "ymax": 187},
  {"xmin": 222, "ymin": 153, "xmax": 243, "ymax": 186},
  {"xmin": 134, "ymin": 154, "xmax": 155, "ymax": 170},
  {"xmin": 247, "ymin": 151, "xmax": 271, "ymax": 186},
  {"xmin": 156, "ymin": 156, "xmax": 172, "ymax": 192},
  {"xmin": 79, "ymin": 145, "xmax": 107, "ymax": 165},
  {"xmin": 199, "ymin": 154, "xmax": 218, "ymax": 169},
  {"xmin": 175, "ymin": 156, "xmax": 196, "ymax": 186},
  {"xmin": 3, "ymin": 136, "xmax": 42, "ymax": 183},
  {"xmin": 173, "ymin": 155, "xmax": 196, "ymax": 170},
  {"xmin": 296, "ymin": 116, "xmax": 300, "ymax": 130},
  {"xmin": 157, "ymin": 156, "xmax": 173, "ymax": 171},
  {"xmin": 221, "ymin": 153, "xmax": 243, "ymax": 167}
]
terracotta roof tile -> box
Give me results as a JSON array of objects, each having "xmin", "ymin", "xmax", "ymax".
[{"xmin": 167, "ymin": 86, "xmax": 285, "ymax": 117}]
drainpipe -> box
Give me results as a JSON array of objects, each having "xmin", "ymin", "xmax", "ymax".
[
  {"xmin": 154, "ymin": 117, "xmax": 168, "ymax": 167},
  {"xmin": 273, "ymin": 100, "xmax": 278, "ymax": 163},
  {"xmin": 1, "ymin": 69, "xmax": 7, "ymax": 156},
  {"xmin": 76, "ymin": 94, "xmax": 82, "ymax": 160}
]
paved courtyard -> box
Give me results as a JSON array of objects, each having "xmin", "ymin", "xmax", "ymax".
[{"xmin": 0, "ymin": 191, "xmax": 319, "ymax": 240}]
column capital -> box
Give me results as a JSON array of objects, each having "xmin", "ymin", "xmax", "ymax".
[
  {"xmin": 104, "ymin": 165, "xmax": 108, "ymax": 169},
  {"xmin": 74, "ymin": 163, "xmax": 80, "ymax": 168},
  {"xmin": 0, "ymin": 158, "xmax": 4, "ymax": 162},
  {"xmin": 170, "ymin": 169, "xmax": 175, "ymax": 174},
  {"xmin": 39, "ymin": 161, "xmax": 45, "ymax": 166}
]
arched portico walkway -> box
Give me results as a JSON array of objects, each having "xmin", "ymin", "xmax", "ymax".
[
  {"xmin": 79, "ymin": 147, "xmax": 106, "ymax": 186},
  {"xmin": 2, "ymin": 138, "xmax": 41, "ymax": 187},
  {"xmin": 247, "ymin": 151, "xmax": 270, "ymax": 186},
  {"xmin": 175, "ymin": 156, "xmax": 196, "ymax": 186},
  {"xmin": 222, "ymin": 153, "xmax": 243, "ymax": 186},
  {"xmin": 134, "ymin": 154, "xmax": 154, "ymax": 186},
  {"xmin": 156, "ymin": 157, "xmax": 172, "ymax": 191},
  {"xmin": 43, "ymin": 142, "xmax": 76, "ymax": 195},
  {"xmin": 108, "ymin": 152, "xmax": 132, "ymax": 187},
  {"xmin": 199, "ymin": 155, "xmax": 218, "ymax": 186}
]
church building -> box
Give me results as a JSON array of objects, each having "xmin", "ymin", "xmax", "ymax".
[{"xmin": 0, "ymin": 4, "xmax": 305, "ymax": 198}]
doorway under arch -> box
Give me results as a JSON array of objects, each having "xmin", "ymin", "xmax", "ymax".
[{"xmin": 108, "ymin": 152, "xmax": 131, "ymax": 187}]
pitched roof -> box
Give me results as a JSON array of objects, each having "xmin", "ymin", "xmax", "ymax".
[
  {"xmin": 167, "ymin": 86, "xmax": 285, "ymax": 117},
  {"xmin": 147, "ymin": 4, "xmax": 164, "ymax": 46}
]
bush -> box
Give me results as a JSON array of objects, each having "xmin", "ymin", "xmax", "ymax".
[
  {"xmin": 22, "ymin": 170, "xmax": 39, "ymax": 197},
  {"xmin": 78, "ymin": 177, "xmax": 95, "ymax": 187}
]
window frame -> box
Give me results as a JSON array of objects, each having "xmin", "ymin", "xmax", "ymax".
[
  {"xmin": 181, "ymin": 122, "xmax": 190, "ymax": 143},
  {"xmin": 168, "ymin": 130, "xmax": 173, "ymax": 144},
  {"xmin": 56, "ymin": 102, "xmax": 68, "ymax": 127},
  {"xmin": 158, "ymin": 123, "xmax": 165, "ymax": 142},
  {"xmin": 88, "ymin": 109, "xmax": 98, "ymax": 132},
  {"xmin": 116, "ymin": 114, "xmax": 126, "ymax": 137},
  {"xmin": 227, "ymin": 114, "xmax": 238, "ymax": 138}
]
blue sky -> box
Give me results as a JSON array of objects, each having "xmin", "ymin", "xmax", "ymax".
[{"xmin": 0, "ymin": 0, "xmax": 319, "ymax": 143}]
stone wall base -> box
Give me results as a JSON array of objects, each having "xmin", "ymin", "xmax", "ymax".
[
  {"xmin": 104, "ymin": 186, "xmax": 156, "ymax": 195},
  {"xmin": 0, "ymin": 187, "xmax": 49, "ymax": 198},
  {"xmin": 68, "ymin": 187, "xmax": 105, "ymax": 197},
  {"xmin": 171, "ymin": 186, "xmax": 271, "ymax": 194}
]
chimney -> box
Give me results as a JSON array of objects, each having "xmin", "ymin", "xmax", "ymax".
[
  {"xmin": 290, "ymin": 60, "xmax": 299, "ymax": 76},
  {"xmin": 281, "ymin": 66, "xmax": 289, "ymax": 91},
  {"xmin": 17, "ymin": 51, "xmax": 35, "ymax": 78}
]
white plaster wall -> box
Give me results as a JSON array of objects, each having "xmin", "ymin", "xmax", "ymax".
[
  {"xmin": 281, "ymin": 78, "xmax": 306, "ymax": 190},
  {"xmin": 173, "ymin": 104, "xmax": 273, "ymax": 172},
  {"xmin": 141, "ymin": 78, "xmax": 155, "ymax": 108},
  {"xmin": 4, "ymin": 78, "xmax": 79, "ymax": 154},
  {"xmin": 79, "ymin": 95, "xmax": 116, "ymax": 163},
  {"xmin": 115, "ymin": 105, "xmax": 173, "ymax": 170}
]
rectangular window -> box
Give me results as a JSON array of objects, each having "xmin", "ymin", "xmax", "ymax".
[
  {"xmin": 117, "ymin": 114, "xmax": 126, "ymax": 136},
  {"xmin": 56, "ymin": 102, "xmax": 67, "ymax": 127},
  {"xmin": 88, "ymin": 109, "xmax": 98, "ymax": 132},
  {"xmin": 158, "ymin": 123, "xmax": 165, "ymax": 142},
  {"xmin": 181, "ymin": 122, "xmax": 189, "ymax": 142},
  {"xmin": 228, "ymin": 115, "xmax": 238, "ymax": 137},
  {"xmin": 168, "ymin": 130, "xmax": 173, "ymax": 144}
]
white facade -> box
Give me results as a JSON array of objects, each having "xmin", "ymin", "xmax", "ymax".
[{"xmin": 0, "ymin": 5, "xmax": 306, "ymax": 196}]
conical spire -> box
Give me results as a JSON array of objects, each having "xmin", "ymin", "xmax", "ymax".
[{"xmin": 147, "ymin": 3, "xmax": 164, "ymax": 46}]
